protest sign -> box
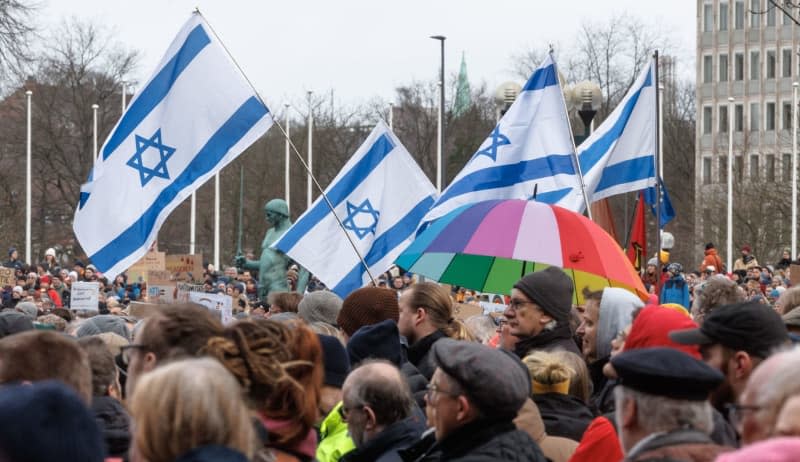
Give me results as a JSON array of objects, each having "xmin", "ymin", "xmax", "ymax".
[
  {"xmin": 146, "ymin": 283, "xmax": 177, "ymax": 303},
  {"xmin": 791, "ymin": 264, "xmax": 800, "ymax": 287},
  {"xmin": 0, "ymin": 267, "xmax": 14, "ymax": 287},
  {"xmin": 165, "ymin": 254, "xmax": 203, "ymax": 282},
  {"xmin": 453, "ymin": 302, "xmax": 483, "ymax": 321},
  {"xmin": 176, "ymin": 282, "xmax": 205, "ymax": 303},
  {"xmin": 188, "ymin": 291, "xmax": 233, "ymax": 325},
  {"xmin": 127, "ymin": 251, "xmax": 166, "ymax": 283},
  {"xmin": 71, "ymin": 281, "xmax": 100, "ymax": 311}
]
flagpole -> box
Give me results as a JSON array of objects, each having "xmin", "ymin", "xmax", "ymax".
[
  {"xmin": 389, "ymin": 102, "xmax": 394, "ymax": 130},
  {"xmin": 658, "ymin": 84, "xmax": 664, "ymax": 183},
  {"xmin": 551, "ymin": 47, "xmax": 593, "ymax": 219},
  {"xmin": 792, "ymin": 83, "xmax": 798, "ymax": 260},
  {"xmin": 190, "ymin": 192, "xmax": 196, "ymax": 254},
  {"xmin": 431, "ymin": 35, "xmax": 446, "ymax": 193},
  {"xmin": 25, "ymin": 90, "xmax": 32, "ymax": 265},
  {"xmin": 214, "ymin": 172, "xmax": 220, "ymax": 270},
  {"xmin": 307, "ymin": 91, "xmax": 313, "ymax": 210},
  {"xmin": 91, "ymin": 104, "xmax": 98, "ymax": 167},
  {"xmin": 654, "ymin": 52, "xmax": 662, "ymax": 278},
  {"xmin": 728, "ymin": 96, "xmax": 735, "ymax": 271},
  {"xmin": 285, "ymin": 103, "xmax": 291, "ymax": 213}
]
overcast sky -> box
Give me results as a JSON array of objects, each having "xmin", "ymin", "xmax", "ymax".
[{"xmin": 40, "ymin": 1, "xmax": 696, "ymax": 110}]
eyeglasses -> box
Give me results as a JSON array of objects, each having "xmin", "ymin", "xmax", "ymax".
[
  {"xmin": 507, "ymin": 299, "xmax": 538, "ymax": 311},
  {"xmin": 120, "ymin": 344, "xmax": 149, "ymax": 365},
  {"xmin": 726, "ymin": 403, "xmax": 762, "ymax": 430},
  {"xmin": 338, "ymin": 403, "xmax": 364, "ymax": 422},
  {"xmin": 425, "ymin": 382, "xmax": 460, "ymax": 403}
]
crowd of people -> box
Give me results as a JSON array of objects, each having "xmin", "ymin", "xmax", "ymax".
[{"xmin": 3, "ymin": 243, "xmax": 800, "ymax": 462}]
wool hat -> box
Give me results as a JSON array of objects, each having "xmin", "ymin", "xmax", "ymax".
[
  {"xmin": 337, "ymin": 287, "xmax": 399, "ymax": 337},
  {"xmin": 318, "ymin": 334, "xmax": 350, "ymax": 388},
  {"xmin": 75, "ymin": 315, "xmax": 131, "ymax": 340},
  {"xmin": 15, "ymin": 301, "xmax": 38, "ymax": 319},
  {"xmin": 742, "ymin": 245, "xmax": 752, "ymax": 253},
  {"xmin": 513, "ymin": 267, "xmax": 573, "ymax": 324},
  {"xmin": 0, "ymin": 311, "xmax": 34, "ymax": 338},
  {"xmin": 0, "ymin": 381, "xmax": 105, "ymax": 462},
  {"xmin": 7, "ymin": 247, "xmax": 15, "ymax": 257},
  {"xmin": 705, "ymin": 242, "xmax": 715, "ymax": 250},
  {"xmin": 40, "ymin": 275, "xmax": 51, "ymax": 284},
  {"xmin": 12, "ymin": 286, "xmax": 22, "ymax": 294},
  {"xmin": 431, "ymin": 338, "xmax": 529, "ymax": 419},
  {"xmin": 346, "ymin": 319, "xmax": 403, "ymax": 367},
  {"xmin": 298, "ymin": 291, "xmax": 343, "ymax": 325},
  {"xmin": 44, "ymin": 248, "xmax": 56, "ymax": 258},
  {"xmin": 611, "ymin": 347, "xmax": 724, "ymax": 401},
  {"xmin": 624, "ymin": 305, "xmax": 701, "ymax": 359}
]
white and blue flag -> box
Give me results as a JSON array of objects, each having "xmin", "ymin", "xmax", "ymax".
[
  {"xmin": 273, "ymin": 121, "xmax": 437, "ymax": 298},
  {"xmin": 572, "ymin": 59, "xmax": 657, "ymax": 211},
  {"xmin": 73, "ymin": 13, "xmax": 273, "ymax": 278},
  {"xmin": 422, "ymin": 53, "xmax": 583, "ymax": 222}
]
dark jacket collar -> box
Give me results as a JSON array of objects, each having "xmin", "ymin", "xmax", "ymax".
[
  {"xmin": 407, "ymin": 330, "xmax": 446, "ymax": 365},
  {"xmin": 343, "ymin": 417, "xmax": 423, "ymax": 461},
  {"xmin": 427, "ymin": 418, "xmax": 516, "ymax": 459},
  {"xmin": 627, "ymin": 429, "xmax": 716, "ymax": 460},
  {"xmin": 513, "ymin": 323, "xmax": 577, "ymax": 358}
]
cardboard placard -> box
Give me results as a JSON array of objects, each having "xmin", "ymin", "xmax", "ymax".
[
  {"xmin": 176, "ymin": 283, "xmax": 205, "ymax": 303},
  {"xmin": 790, "ymin": 264, "xmax": 800, "ymax": 287},
  {"xmin": 453, "ymin": 302, "xmax": 484, "ymax": 320},
  {"xmin": 165, "ymin": 254, "xmax": 203, "ymax": 282},
  {"xmin": 479, "ymin": 301, "xmax": 508, "ymax": 315},
  {"xmin": 146, "ymin": 283, "xmax": 177, "ymax": 303},
  {"xmin": 127, "ymin": 251, "xmax": 166, "ymax": 283},
  {"xmin": 145, "ymin": 270, "xmax": 173, "ymax": 285},
  {"xmin": 0, "ymin": 267, "xmax": 15, "ymax": 287},
  {"xmin": 127, "ymin": 301, "xmax": 161, "ymax": 319},
  {"xmin": 71, "ymin": 281, "xmax": 100, "ymax": 311},
  {"xmin": 188, "ymin": 291, "xmax": 233, "ymax": 325}
]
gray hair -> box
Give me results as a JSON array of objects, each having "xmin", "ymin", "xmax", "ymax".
[
  {"xmin": 464, "ymin": 315, "xmax": 497, "ymax": 344},
  {"xmin": 344, "ymin": 360, "xmax": 414, "ymax": 426},
  {"xmin": 751, "ymin": 347, "xmax": 800, "ymax": 432},
  {"xmin": 614, "ymin": 385, "xmax": 713, "ymax": 435}
]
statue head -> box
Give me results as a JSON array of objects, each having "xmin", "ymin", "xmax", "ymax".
[{"xmin": 264, "ymin": 199, "xmax": 289, "ymax": 226}]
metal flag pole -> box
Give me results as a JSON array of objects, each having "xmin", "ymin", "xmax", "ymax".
[
  {"xmin": 431, "ymin": 35, "xmax": 446, "ymax": 193},
  {"xmin": 728, "ymin": 96, "xmax": 734, "ymax": 271},
  {"xmin": 92, "ymin": 104, "xmax": 99, "ymax": 167},
  {"xmin": 654, "ymin": 51, "xmax": 662, "ymax": 278},
  {"xmin": 551, "ymin": 46, "xmax": 593, "ymax": 220},
  {"xmin": 793, "ymin": 83, "xmax": 798, "ymax": 260},
  {"xmin": 214, "ymin": 172, "xmax": 220, "ymax": 270},
  {"xmin": 389, "ymin": 102, "xmax": 394, "ymax": 129},
  {"xmin": 285, "ymin": 103, "xmax": 291, "ymax": 213},
  {"xmin": 307, "ymin": 90, "xmax": 313, "ymax": 210},
  {"xmin": 190, "ymin": 193, "xmax": 196, "ymax": 254},
  {"xmin": 25, "ymin": 90, "xmax": 32, "ymax": 265},
  {"xmin": 236, "ymin": 165, "xmax": 244, "ymax": 257},
  {"xmin": 658, "ymin": 84, "xmax": 664, "ymax": 183}
]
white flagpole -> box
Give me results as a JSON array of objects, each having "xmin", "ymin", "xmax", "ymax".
[
  {"xmin": 436, "ymin": 81, "xmax": 443, "ymax": 193},
  {"xmin": 658, "ymin": 84, "xmax": 664, "ymax": 182},
  {"xmin": 214, "ymin": 172, "xmax": 220, "ymax": 270},
  {"xmin": 190, "ymin": 193, "xmax": 196, "ymax": 254},
  {"xmin": 793, "ymin": 83, "xmax": 798, "ymax": 260},
  {"xmin": 307, "ymin": 90, "xmax": 313, "ymax": 210},
  {"xmin": 389, "ymin": 102, "xmax": 394, "ymax": 129},
  {"xmin": 727, "ymin": 96, "xmax": 734, "ymax": 271},
  {"xmin": 25, "ymin": 90, "xmax": 32, "ymax": 265},
  {"xmin": 121, "ymin": 81, "xmax": 126, "ymax": 114},
  {"xmin": 92, "ymin": 104, "xmax": 99, "ymax": 167},
  {"xmin": 285, "ymin": 103, "xmax": 291, "ymax": 212}
]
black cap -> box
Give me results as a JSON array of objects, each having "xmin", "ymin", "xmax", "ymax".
[
  {"xmin": 611, "ymin": 347, "xmax": 724, "ymax": 401},
  {"xmin": 669, "ymin": 301, "xmax": 789, "ymax": 358}
]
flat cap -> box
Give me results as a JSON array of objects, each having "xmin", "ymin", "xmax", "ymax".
[
  {"xmin": 431, "ymin": 338, "xmax": 529, "ymax": 418},
  {"xmin": 611, "ymin": 347, "xmax": 724, "ymax": 401}
]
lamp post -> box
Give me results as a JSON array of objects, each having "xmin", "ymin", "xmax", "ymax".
[
  {"xmin": 430, "ymin": 35, "xmax": 445, "ymax": 193},
  {"xmin": 493, "ymin": 81, "xmax": 521, "ymax": 122},
  {"xmin": 571, "ymin": 81, "xmax": 602, "ymax": 143}
]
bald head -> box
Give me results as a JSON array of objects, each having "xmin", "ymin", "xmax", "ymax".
[
  {"xmin": 740, "ymin": 348, "xmax": 800, "ymax": 445},
  {"xmin": 342, "ymin": 360, "xmax": 414, "ymax": 438}
]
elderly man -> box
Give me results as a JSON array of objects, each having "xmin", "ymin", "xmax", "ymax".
[
  {"xmin": 402, "ymin": 339, "xmax": 547, "ymax": 461},
  {"xmin": 504, "ymin": 267, "xmax": 580, "ymax": 358},
  {"xmin": 612, "ymin": 347, "xmax": 731, "ymax": 461},
  {"xmin": 339, "ymin": 361, "xmax": 424, "ymax": 462}
]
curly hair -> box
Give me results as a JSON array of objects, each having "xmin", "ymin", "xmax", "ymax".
[
  {"xmin": 203, "ymin": 319, "xmax": 322, "ymax": 450},
  {"xmin": 691, "ymin": 276, "xmax": 745, "ymax": 324}
]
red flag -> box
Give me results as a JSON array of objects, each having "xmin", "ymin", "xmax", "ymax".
[{"xmin": 627, "ymin": 193, "xmax": 647, "ymax": 272}]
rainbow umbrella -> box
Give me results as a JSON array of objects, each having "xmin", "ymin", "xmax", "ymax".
[{"xmin": 396, "ymin": 199, "xmax": 648, "ymax": 305}]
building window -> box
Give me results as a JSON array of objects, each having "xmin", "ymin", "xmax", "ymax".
[
  {"xmin": 783, "ymin": 48, "xmax": 792, "ymax": 78},
  {"xmin": 705, "ymin": 3, "xmax": 715, "ymax": 31},
  {"xmin": 703, "ymin": 158, "xmax": 712, "ymax": 184},
  {"xmin": 735, "ymin": 52, "xmax": 745, "ymax": 80},
  {"xmin": 767, "ymin": 50, "xmax": 776, "ymax": 79},
  {"xmin": 721, "ymin": 2, "xmax": 730, "ymax": 30},
  {"xmin": 784, "ymin": 102, "xmax": 792, "ymax": 130},
  {"xmin": 736, "ymin": 0, "xmax": 745, "ymax": 28},
  {"xmin": 750, "ymin": 102, "xmax": 760, "ymax": 131},
  {"xmin": 736, "ymin": 155, "xmax": 744, "ymax": 181},
  {"xmin": 784, "ymin": 1, "xmax": 794, "ymax": 24},
  {"xmin": 720, "ymin": 105, "xmax": 729, "ymax": 132},
  {"xmin": 767, "ymin": 154, "xmax": 776, "ymax": 181},
  {"xmin": 766, "ymin": 102, "xmax": 776, "ymax": 130},
  {"xmin": 704, "ymin": 106, "xmax": 713, "ymax": 134},
  {"xmin": 720, "ymin": 156, "xmax": 729, "ymax": 183},
  {"xmin": 735, "ymin": 104, "xmax": 744, "ymax": 131},
  {"xmin": 750, "ymin": 50, "xmax": 760, "ymax": 80},
  {"xmin": 750, "ymin": 155, "xmax": 760, "ymax": 180},
  {"xmin": 704, "ymin": 55, "xmax": 713, "ymax": 83},
  {"xmin": 785, "ymin": 154, "xmax": 793, "ymax": 182},
  {"xmin": 751, "ymin": 0, "xmax": 761, "ymax": 28},
  {"xmin": 767, "ymin": 3, "xmax": 776, "ymax": 26},
  {"xmin": 720, "ymin": 54, "xmax": 729, "ymax": 82}
]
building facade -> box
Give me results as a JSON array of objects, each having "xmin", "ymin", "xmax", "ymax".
[{"xmin": 696, "ymin": 0, "xmax": 798, "ymax": 263}]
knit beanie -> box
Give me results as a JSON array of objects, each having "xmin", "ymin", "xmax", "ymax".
[
  {"xmin": 624, "ymin": 305, "xmax": 701, "ymax": 359},
  {"xmin": 15, "ymin": 301, "xmax": 38, "ymax": 320},
  {"xmin": 346, "ymin": 319, "xmax": 403, "ymax": 367},
  {"xmin": 0, "ymin": 381, "xmax": 105, "ymax": 462},
  {"xmin": 0, "ymin": 311, "xmax": 34, "ymax": 338},
  {"xmin": 75, "ymin": 315, "xmax": 131, "ymax": 341},
  {"xmin": 337, "ymin": 287, "xmax": 399, "ymax": 337},
  {"xmin": 513, "ymin": 267, "xmax": 573, "ymax": 324},
  {"xmin": 298, "ymin": 291, "xmax": 343, "ymax": 325},
  {"xmin": 318, "ymin": 334, "xmax": 350, "ymax": 388}
]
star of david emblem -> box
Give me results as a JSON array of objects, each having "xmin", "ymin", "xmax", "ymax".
[
  {"xmin": 474, "ymin": 126, "xmax": 511, "ymax": 161},
  {"xmin": 126, "ymin": 128, "xmax": 176, "ymax": 187},
  {"xmin": 342, "ymin": 199, "xmax": 380, "ymax": 239}
]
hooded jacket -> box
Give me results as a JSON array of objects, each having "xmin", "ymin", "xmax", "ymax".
[
  {"xmin": 700, "ymin": 249, "xmax": 723, "ymax": 273},
  {"xmin": 317, "ymin": 402, "xmax": 356, "ymax": 462},
  {"xmin": 596, "ymin": 288, "xmax": 643, "ymax": 362}
]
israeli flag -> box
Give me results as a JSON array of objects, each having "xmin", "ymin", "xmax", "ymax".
[
  {"xmin": 73, "ymin": 13, "xmax": 273, "ymax": 279},
  {"xmin": 573, "ymin": 59, "xmax": 657, "ymax": 210},
  {"xmin": 423, "ymin": 53, "xmax": 583, "ymax": 223},
  {"xmin": 273, "ymin": 121, "xmax": 437, "ymax": 298}
]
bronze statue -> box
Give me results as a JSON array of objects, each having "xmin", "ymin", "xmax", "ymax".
[{"xmin": 236, "ymin": 199, "xmax": 308, "ymax": 299}]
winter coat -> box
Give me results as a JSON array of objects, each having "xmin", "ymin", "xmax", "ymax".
[
  {"xmin": 400, "ymin": 418, "xmax": 547, "ymax": 462},
  {"xmin": 401, "ymin": 361, "xmax": 429, "ymax": 410},
  {"xmin": 700, "ymin": 249, "xmax": 724, "ymax": 273},
  {"xmin": 317, "ymin": 402, "xmax": 356, "ymax": 462},
  {"xmin": 733, "ymin": 255, "xmax": 759, "ymax": 271},
  {"xmin": 625, "ymin": 429, "xmax": 732, "ymax": 462},
  {"xmin": 175, "ymin": 445, "xmax": 249, "ymax": 462},
  {"xmin": 340, "ymin": 416, "xmax": 425, "ymax": 462},
  {"xmin": 513, "ymin": 324, "xmax": 581, "ymax": 359},
  {"xmin": 660, "ymin": 275, "xmax": 690, "ymax": 309},
  {"xmin": 91, "ymin": 395, "xmax": 130, "ymax": 460},
  {"xmin": 532, "ymin": 393, "xmax": 594, "ymax": 442},
  {"xmin": 406, "ymin": 330, "xmax": 447, "ymax": 381},
  {"xmin": 513, "ymin": 398, "xmax": 578, "ymax": 462}
]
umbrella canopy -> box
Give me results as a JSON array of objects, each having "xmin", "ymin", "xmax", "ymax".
[{"xmin": 396, "ymin": 199, "xmax": 647, "ymax": 305}]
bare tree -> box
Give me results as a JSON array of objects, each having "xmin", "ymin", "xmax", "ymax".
[{"xmin": 0, "ymin": 0, "xmax": 37, "ymax": 92}]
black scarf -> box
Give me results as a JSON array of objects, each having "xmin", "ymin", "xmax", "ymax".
[{"xmin": 513, "ymin": 323, "xmax": 574, "ymax": 358}]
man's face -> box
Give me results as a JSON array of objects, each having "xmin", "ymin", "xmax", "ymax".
[
  {"xmin": 393, "ymin": 277, "xmax": 405, "ymax": 290},
  {"xmin": 738, "ymin": 384, "xmax": 769, "ymax": 445},
  {"xmin": 84, "ymin": 268, "xmax": 94, "ymax": 280},
  {"xmin": 700, "ymin": 343, "xmax": 735, "ymax": 409},
  {"xmin": 577, "ymin": 298, "xmax": 600, "ymax": 362},
  {"xmin": 341, "ymin": 387, "xmax": 368, "ymax": 447},
  {"xmin": 10, "ymin": 251, "xmax": 17, "ymax": 260},
  {"xmin": 742, "ymin": 249, "xmax": 750, "ymax": 257},
  {"xmin": 504, "ymin": 288, "xmax": 549, "ymax": 337},
  {"xmin": 426, "ymin": 369, "xmax": 463, "ymax": 441},
  {"xmin": 397, "ymin": 291, "xmax": 417, "ymax": 339},
  {"xmin": 125, "ymin": 320, "xmax": 156, "ymax": 398}
]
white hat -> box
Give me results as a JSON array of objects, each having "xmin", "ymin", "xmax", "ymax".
[
  {"xmin": 44, "ymin": 248, "xmax": 56, "ymax": 257},
  {"xmin": 12, "ymin": 286, "xmax": 23, "ymax": 294}
]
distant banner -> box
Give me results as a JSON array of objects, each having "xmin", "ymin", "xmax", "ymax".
[
  {"xmin": 165, "ymin": 254, "xmax": 203, "ymax": 282},
  {"xmin": 71, "ymin": 281, "xmax": 101, "ymax": 311},
  {"xmin": 188, "ymin": 291, "xmax": 233, "ymax": 325},
  {"xmin": 127, "ymin": 251, "xmax": 166, "ymax": 283},
  {"xmin": 0, "ymin": 268, "xmax": 14, "ymax": 287}
]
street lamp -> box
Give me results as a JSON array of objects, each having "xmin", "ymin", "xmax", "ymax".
[
  {"xmin": 493, "ymin": 81, "xmax": 522, "ymax": 121},
  {"xmin": 571, "ymin": 80, "xmax": 602, "ymax": 141},
  {"xmin": 430, "ymin": 35, "xmax": 445, "ymax": 193}
]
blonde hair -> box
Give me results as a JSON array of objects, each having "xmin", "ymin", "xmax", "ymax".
[
  {"xmin": 407, "ymin": 282, "xmax": 473, "ymax": 340},
  {"xmin": 552, "ymin": 350, "xmax": 592, "ymax": 403},
  {"xmin": 129, "ymin": 357, "xmax": 254, "ymax": 462},
  {"xmin": 522, "ymin": 351, "xmax": 573, "ymax": 395}
]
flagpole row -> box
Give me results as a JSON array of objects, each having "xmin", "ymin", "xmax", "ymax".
[
  {"xmin": 269, "ymin": 117, "xmax": 378, "ymax": 287},
  {"xmin": 654, "ymin": 51, "xmax": 662, "ymax": 280}
]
